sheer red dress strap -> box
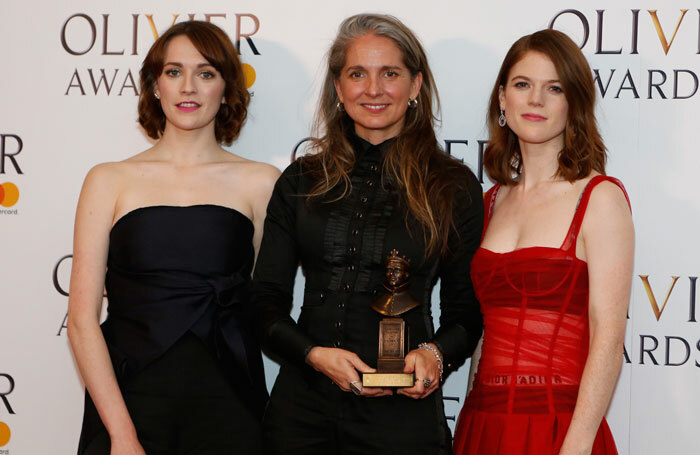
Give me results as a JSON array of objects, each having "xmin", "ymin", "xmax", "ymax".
[
  {"xmin": 481, "ymin": 184, "xmax": 501, "ymax": 242},
  {"xmin": 561, "ymin": 175, "xmax": 631, "ymax": 251}
]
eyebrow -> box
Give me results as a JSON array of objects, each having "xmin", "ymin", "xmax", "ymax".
[
  {"xmin": 511, "ymin": 75, "xmax": 560, "ymax": 83},
  {"xmin": 163, "ymin": 62, "xmax": 215, "ymax": 68},
  {"xmin": 346, "ymin": 65, "xmax": 403, "ymax": 71}
]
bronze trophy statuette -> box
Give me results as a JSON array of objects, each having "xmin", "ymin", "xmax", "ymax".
[{"xmin": 363, "ymin": 249, "xmax": 420, "ymax": 388}]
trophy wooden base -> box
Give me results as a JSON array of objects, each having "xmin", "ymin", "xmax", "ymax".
[
  {"xmin": 363, "ymin": 317, "xmax": 414, "ymax": 387},
  {"xmin": 362, "ymin": 372, "xmax": 414, "ymax": 387}
]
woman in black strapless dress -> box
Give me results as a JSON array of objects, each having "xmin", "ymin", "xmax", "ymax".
[{"xmin": 67, "ymin": 21, "xmax": 279, "ymax": 455}]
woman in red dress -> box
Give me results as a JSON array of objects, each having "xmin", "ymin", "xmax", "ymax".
[{"xmin": 452, "ymin": 29, "xmax": 634, "ymax": 455}]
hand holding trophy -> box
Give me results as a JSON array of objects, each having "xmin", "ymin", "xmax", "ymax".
[{"xmin": 363, "ymin": 249, "xmax": 420, "ymax": 388}]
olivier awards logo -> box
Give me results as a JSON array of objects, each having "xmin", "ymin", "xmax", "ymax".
[
  {"xmin": 550, "ymin": 8, "xmax": 700, "ymax": 99},
  {"xmin": 0, "ymin": 134, "xmax": 23, "ymax": 216},
  {"xmin": 622, "ymin": 275, "xmax": 699, "ymax": 368},
  {"xmin": 61, "ymin": 12, "xmax": 261, "ymax": 96}
]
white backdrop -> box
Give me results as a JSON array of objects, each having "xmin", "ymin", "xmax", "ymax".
[{"xmin": 1, "ymin": 1, "xmax": 698, "ymax": 453}]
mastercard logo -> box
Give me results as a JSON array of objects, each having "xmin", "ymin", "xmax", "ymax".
[
  {"xmin": 0, "ymin": 182, "xmax": 19, "ymax": 207},
  {"xmin": 242, "ymin": 63, "xmax": 256, "ymax": 89},
  {"xmin": 0, "ymin": 421, "xmax": 10, "ymax": 447}
]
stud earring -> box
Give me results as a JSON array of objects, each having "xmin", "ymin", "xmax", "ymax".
[
  {"xmin": 408, "ymin": 98, "xmax": 418, "ymax": 108},
  {"xmin": 336, "ymin": 102, "xmax": 345, "ymax": 112},
  {"xmin": 154, "ymin": 92, "xmax": 160, "ymax": 100}
]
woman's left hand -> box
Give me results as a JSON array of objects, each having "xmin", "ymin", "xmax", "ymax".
[{"xmin": 397, "ymin": 343, "xmax": 441, "ymax": 399}]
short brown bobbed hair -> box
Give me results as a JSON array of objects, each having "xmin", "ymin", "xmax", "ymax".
[
  {"xmin": 484, "ymin": 29, "xmax": 606, "ymax": 185},
  {"xmin": 138, "ymin": 20, "xmax": 250, "ymax": 145}
]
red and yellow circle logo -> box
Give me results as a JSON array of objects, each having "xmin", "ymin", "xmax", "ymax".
[
  {"xmin": 242, "ymin": 63, "xmax": 256, "ymax": 89},
  {"xmin": 0, "ymin": 421, "xmax": 10, "ymax": 447},
  {"xmin": 0, "ymin": 182, "xmax": 19, "ymax": 207}
]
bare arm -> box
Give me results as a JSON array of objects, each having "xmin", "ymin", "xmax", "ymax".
[
  {"xmin": 466, "ymin": 337, "xmax": 483, "ymax": 395},
  {"xmin": 559, "ymin": 181, "xmax": 634, "ymax": 455},
  {"xmin": 67, "ymin": 164, "xmax": 145, "ymax": 454}
]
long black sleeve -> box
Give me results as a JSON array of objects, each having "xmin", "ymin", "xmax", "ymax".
[
  {"xmin": 252, "ymin": 161, "xmax": 315, "ymax": 365},
  {"xmin": 431, "ymin": 169, "xmax": 484, "ymax": 373}
]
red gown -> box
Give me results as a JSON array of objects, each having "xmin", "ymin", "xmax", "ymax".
[{"xmin": 453, "ymin": 176, "xmax": 628, "ymax": 455}]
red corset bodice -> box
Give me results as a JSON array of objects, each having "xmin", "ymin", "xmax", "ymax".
[{"xmin": 453, "ymin": 175, "xmax": 628, "ymax": 455}]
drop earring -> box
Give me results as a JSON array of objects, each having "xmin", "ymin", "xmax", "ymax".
[{"xmin": 498, "ymin": 108, "xmax": 506, "ymax": 127}]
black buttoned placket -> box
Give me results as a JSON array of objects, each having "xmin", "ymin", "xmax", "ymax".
[{"xmin": 332, "ymin": 153, "xmax": 381, "ymax": 349}]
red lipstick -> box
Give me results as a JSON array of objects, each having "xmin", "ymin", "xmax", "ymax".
[
  {"xmin": 176, "ymin": 101, "xmax": 201, "ymax": 112},
  {"xmin": 522, "ymin": 113, "xmax": 547, "ymax": 122}
]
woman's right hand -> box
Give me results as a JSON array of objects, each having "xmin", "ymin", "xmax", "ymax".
[{"xmin": 306, "ymin": 347, "xmax": 393, "ymax": 397}]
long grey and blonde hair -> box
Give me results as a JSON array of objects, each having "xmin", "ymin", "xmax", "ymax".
[{"xmin": 304, "ymin": 14, "xmax": 468, "ymax": 258}]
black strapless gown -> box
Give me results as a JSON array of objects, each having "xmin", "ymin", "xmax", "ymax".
[{"xmin": 77, "ymin": 205, "xmax": 268, "ymax": 455}]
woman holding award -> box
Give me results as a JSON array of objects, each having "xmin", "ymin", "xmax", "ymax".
[
  {"xmin": 452, "ymin": 29, "xmax": 634, "ymax": 454},
  {"xmin": 253, "ymin": 13, "xmax": 483, "ymax": 455}
]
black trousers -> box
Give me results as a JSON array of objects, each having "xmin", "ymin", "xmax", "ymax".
[
  {"xmin": 263, "ymin": 364, "xmax": 452, "ymax": 455},
  {"xmin": 79, "ymin": 333, "xmax": 262, "ymax": 455}
]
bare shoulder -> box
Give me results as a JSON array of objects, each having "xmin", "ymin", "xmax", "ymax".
[
  {"xmin": 233, "ymin": 159, "xmax": 281, "ymax": 190},
  {"xmin": 587, "ymin": 179, "xmax": 630, "ymax": 215},
  {"xmin": 88, "ymin": 147, "xmax": 159, "ymax": 179},
  {"xmin": 122, "ymin": 146, "xmax": 160, "ymax": 163},
  {"xmin": 75, "ymin": 162, "xmax": 129, "ymax": 231},
  {"xmin": 582, "ymin": 178, "xmax": 633, "ymax": 241},
  {"xmin": 78, "ymin": 163, "xmax": 132, "ymax": 222},
  {"xmin": 82, "ymin": 161, "xmax": 127, "ymax": 194},
  {"xmin": 245, "ymin": 160, "xmax": 281, "ymax": 180},
  {"xmin": 86, "ymin": 161, "xmax": 122, "ymax": 178},
  {"xmin": 227, "ymin": 161, "xmax": 280, "ymax": 222}
]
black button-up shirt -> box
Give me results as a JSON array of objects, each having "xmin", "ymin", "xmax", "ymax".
[{"xmin": 253, "ymin": 134, "xmax": 483, "ymax": 374}]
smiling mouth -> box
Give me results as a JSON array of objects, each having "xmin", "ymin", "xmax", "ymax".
[
  {"xmin": 362, "ymin": 104, "xmax": 388, "ymax": 112},
  {"xmin": 176, "ymin": 102, "xmax": 201, "ymax": 112}
]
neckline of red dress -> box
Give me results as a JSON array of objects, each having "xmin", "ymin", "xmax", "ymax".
[
  {"xmin": 478, "ymin": 176, "xmax": 617, "ymax": 262},
  {"xmin": 477, "ymin": 245, "xmax": 588, "ymax": 264}
]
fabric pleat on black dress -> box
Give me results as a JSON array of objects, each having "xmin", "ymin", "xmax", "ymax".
[{"xmin": 77, "ymin": 205, "xmax": 268, "ymax": 455}]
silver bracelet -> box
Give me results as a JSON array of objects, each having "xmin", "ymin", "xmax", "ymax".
[{"xmin": 418, "ymin": 342, "xmax": 443, "ymax": 382}]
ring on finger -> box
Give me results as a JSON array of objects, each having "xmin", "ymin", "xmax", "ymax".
[
  {"xmin": 350, "ymin": 381, "xmax": 363, "ymax": 395},
  {"xmin": 423, "ymin": 378, "xmax": 432, "ymax": 388}
]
